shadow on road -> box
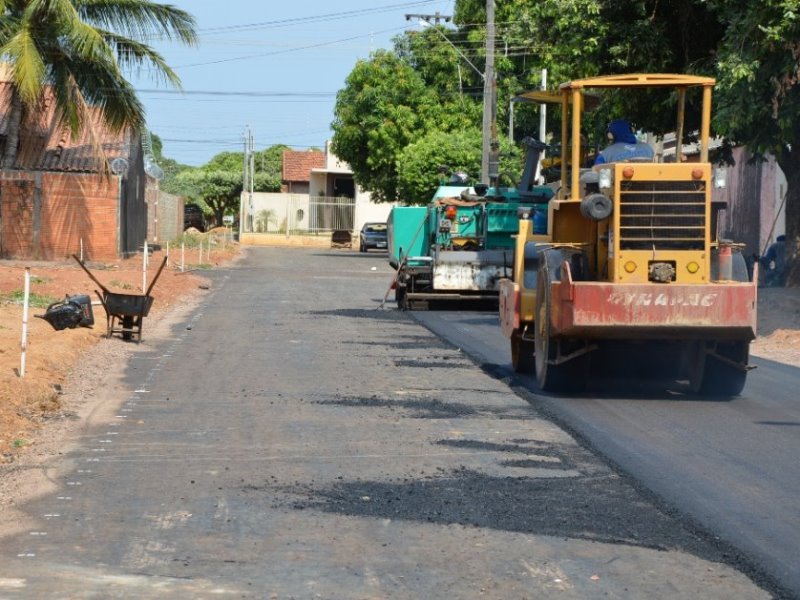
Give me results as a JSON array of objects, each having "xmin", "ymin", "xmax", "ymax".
[
  {"xmin": 314, "ymin": 394, "xmax": 536, "ymax": 420},
  {"xmin": 305, "ymin": 308, "xmax": 413, "ymax": 322},
  {"xmin": 286, "ymin": 463, "xmax": 725, "ymax": 557}
]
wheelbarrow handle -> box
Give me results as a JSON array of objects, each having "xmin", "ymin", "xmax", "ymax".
[
  {"xmin": 72, "ymin": 254, "xmax": 110, "ymax": 294},
  {"xmin": 145, "ymin": 256, "xmax": 168, "ymax": 297}
]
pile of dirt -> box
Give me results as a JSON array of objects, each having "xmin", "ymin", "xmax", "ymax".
[{"xmin": 0, "ymin": 239, "xmax": 239, "ymax": 463}]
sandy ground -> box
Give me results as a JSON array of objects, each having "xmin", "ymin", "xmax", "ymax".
[
  {"xmin": 751, "ymin": 286, "xmax": 800, "ymax": 365},
  {"xmin": 0, "ymin": 234, "xmax": 238, "ymax": 464}
]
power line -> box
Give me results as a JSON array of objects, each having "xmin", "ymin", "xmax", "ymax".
[
  {"xmin": 165, "ymin": 26, "xmax": 407, "ymax": 70},
  {"xmin": 136, "ymin": 89, "xmax": 336, "ymax": 98},
  {"xmin": 197, "ymin": 1, "xmax": 442, "ymax": 35}
]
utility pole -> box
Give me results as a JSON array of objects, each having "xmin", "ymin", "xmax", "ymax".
[
  {"xmin": 242, "ymin": 128, "xmax": 249, "ymax": 232},
  {"xmin": 249, "ymin": 130, "xmax": 254, "ymax": 233},
  {"xmin": 242, "ymin": 127, "xmax": 254, "ymax": 232},
  {"xmin": 481, "ymin": 0, "xmax": 497, "ymax": 185},
  {"xmin": 405, "ymin": 12, "xmax": 452, "ymax": 25}
]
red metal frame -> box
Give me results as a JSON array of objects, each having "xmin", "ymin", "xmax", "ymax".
[{"xmin": 550, "ymin": 262, "xmax": 757, "ymax": 340}]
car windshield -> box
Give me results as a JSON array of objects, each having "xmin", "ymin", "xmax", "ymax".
[{"xmin": 365, "ymin": 224, "xmax": 386, "ymax": 233}]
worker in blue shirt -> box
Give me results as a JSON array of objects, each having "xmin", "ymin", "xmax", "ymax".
[
  {"xmin": 594, "ymin": 119, "xmax": 654, "ymax": 164},
  {"xmin": 762, "ymin": 234, "xmax": 786, "ymax": 286}
]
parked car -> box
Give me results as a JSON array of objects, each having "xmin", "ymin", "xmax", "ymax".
[{"xmin": 359, "ymin": 222, "xmax": 388, "ymax": 252}]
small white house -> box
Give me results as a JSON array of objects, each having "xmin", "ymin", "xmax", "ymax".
[{"xmin": 241, "ymin": 141, "xmax": 394, "ymax": 236}]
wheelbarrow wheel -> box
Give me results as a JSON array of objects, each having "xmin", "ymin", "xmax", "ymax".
[{"xmin": 122, "ymin": 315, "xmax": 134, "ymax": 340}]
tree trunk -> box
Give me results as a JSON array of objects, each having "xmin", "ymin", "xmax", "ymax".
[
  {"xmin": 777, "ymin": 148, "xmax": 800, "ymax": 287},
  {"xmin": 1, "ymin": 88, "xmax": 23, "ymax": 169}
]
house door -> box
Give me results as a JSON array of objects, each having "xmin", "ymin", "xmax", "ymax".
[{"xmin": 333, "ymin": 177, "xmax": 355, "ymax": 199}]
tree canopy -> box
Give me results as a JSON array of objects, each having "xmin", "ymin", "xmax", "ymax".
[
  {"xmin": 331, "ymin": 49, "xmax": 443, "ymax": 202},
  {"xmin": 167, "ymin": 147, "xmax": 283, "ymax": 226},
  {"xmin": 331, "ymin": 0, "xmax": 800, "ymax": 283},
  {"xmin": 397, "ymin": 128, "xmax": 522, "ymax": 204},
  {"xmin": 708, "ymin": 0, "xmax": 800, "ymax": 282}
]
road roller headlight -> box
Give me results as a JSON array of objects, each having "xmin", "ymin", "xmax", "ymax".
[
  {"xmin": 687, "ymin": 261, "xmax": 700, "ymax": 274},
  {"xmin": 624, "ymin": 261, "xmax": 637, "ymax": 273},
  {"xmin": 598, "ymin": 169, "xmax": 613, "ymax": 189}
]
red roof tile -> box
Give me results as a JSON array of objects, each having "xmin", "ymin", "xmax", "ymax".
[{"xmin": 282, "ymin": 150, "xmax": 324, "ymax": 183}]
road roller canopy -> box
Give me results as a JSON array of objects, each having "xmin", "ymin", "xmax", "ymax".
[
  {"xmin": 514, "ymin": 89, "xmax": 600, "ymax": 112},
  {"xmin": 553, "ymin": 73, "xmax": 715, "ymax": 199},
  {"xmin": 558, "ymin": 73, "xmax": 715, "ymax": 90}
]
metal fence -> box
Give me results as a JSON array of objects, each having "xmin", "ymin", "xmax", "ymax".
[
  {"xmin": 302, "ymin": 196, "xmax": 354, "ymax": 233},
  {"xmin": 248, "ymin": 195, "xmax": 355, "ymax": 234}
]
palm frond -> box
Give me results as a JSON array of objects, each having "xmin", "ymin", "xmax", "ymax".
[
  {"xmin": 50, "ymin": 51, "xmax": 145, "ymax": 134},
  {"xmin": 1, "ymin": 27, "xmax": 46, "ymax": 104},
  {"xmin": 96, "ymin": 28, "xmax": 181, "ymax": 88},
  {"xmin": 76, "ymin": 0, "xmax": 198, "ymax": 46},
  {"xmin": 1, "ymin": 0, "xmax": 196, "ymax": 167},
  {"xmin": 49, "ymin": 68, "xmax": 112, "ymax": 172},
  {"xmin": 67, "ymin": 19, "xmax": 119, "ymax": 65}
]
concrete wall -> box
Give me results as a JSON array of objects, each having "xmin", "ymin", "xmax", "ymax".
[
  {"xmin": 241, "ymin": 188, "xmax": 395, "ymax": 236},
  {"xmin": 240, "ymin": 192, "xmax": 312, "ymax": 233},
  {"xmin": 355, "ymin": 194, "xmax": 394, "ymax": 232},
  {"xmin": 0, "ymin": 170, "xmax": 120, "ymax": 261}
]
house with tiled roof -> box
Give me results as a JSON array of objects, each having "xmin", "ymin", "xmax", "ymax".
[
  {"xmin": 240, "ymin": 142, "xmax": 394, "ymax": 241},
  {"xmin": 281, "ymin": 149, "xmax": 325, "ymax": 194},
  {"xmin": 0, "ymin": 71, "xmax": 153, "ymax": 261}
]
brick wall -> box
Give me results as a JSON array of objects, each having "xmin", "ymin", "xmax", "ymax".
[{"xmin": 0, "ymin": 171, "xmax": 120, "ymax": 261}]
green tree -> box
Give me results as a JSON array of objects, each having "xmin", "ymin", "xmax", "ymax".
[
  {"xmin": 454, "ymin": 0, "xmax": 723, "ymax": 144},
  {"xmin": 173, "ymin": 148, "xmax": 281, "ymax": 225},
  {"xmin": 174, "ymin": 170, "xmax": 241, "ymax": 228},
  {"xmin": 395, "ymin": 26, "xmax": 482, "ymax": 131},
  {"xmin": 709, "ymin": 0, "xmax": 800, "ymax": 283},
  {"xmin": 331, "ymin": 49, "xmax": 440, "ymax": 202},
  {"xmin": 203, "ymin": 151, "xmax": 245, "ymax": 172},
  {"xmin": 150, "ymin": 133, "xmax": 192, "ymax": 195},
  {"xmin": 397, "ymin": 129, "xmax": 483, "ymax": 203},
  {"xmin": 0, "ymin": 0, "xmax": 197, "ymax": 168},
  {"xmin": 397, "ymin": 128, "xmax": 523, "ymax": 204},
  {"xmin": 201, "ymin": 147, "xmax": 286, "ymax": 185},
  {"xmin": 255, "ymin": 145, "xmax": 289, "ymax": 179}
]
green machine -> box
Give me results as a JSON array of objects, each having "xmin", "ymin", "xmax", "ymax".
[{"xmin": 388, "ymin": 138, "xmax": 553, "ymax": 310}]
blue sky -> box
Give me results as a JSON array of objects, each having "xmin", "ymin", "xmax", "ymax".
[{"xmin": 130, "ymin": 0, "xmax": 455, "ymax": 166}]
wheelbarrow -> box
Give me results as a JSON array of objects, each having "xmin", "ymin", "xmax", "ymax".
[{"xmin": 73, "ymin": 254, "xmax": 167, "ymax": 342}]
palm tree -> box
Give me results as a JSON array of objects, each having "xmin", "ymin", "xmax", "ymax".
[{"xmin": 0, "ymin": 0, "xmax": 197, "ymax": 168}]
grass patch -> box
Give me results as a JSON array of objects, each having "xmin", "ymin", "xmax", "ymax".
[
  {"xmin": 172, "ymin": 232, "xmax": 205, "ymax": 249},
  {"xmin": 109, "ymin": 280, "xmax": 134, "ymax": 290},
  {"xmin": 0, "ymin": 290, "xmax": 57, "ymax": 308},
  {"xmin": 13, "ymin": 439, "xmax": 29, "ymax": 448},
  {"xmin": 31, "ymin": 276, "xmax": 49, "ymax": 285}
]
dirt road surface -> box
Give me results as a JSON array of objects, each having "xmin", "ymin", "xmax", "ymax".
[{"xmin": 0, "ymin": 247, "xmax": 788, "ymax": 598}]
